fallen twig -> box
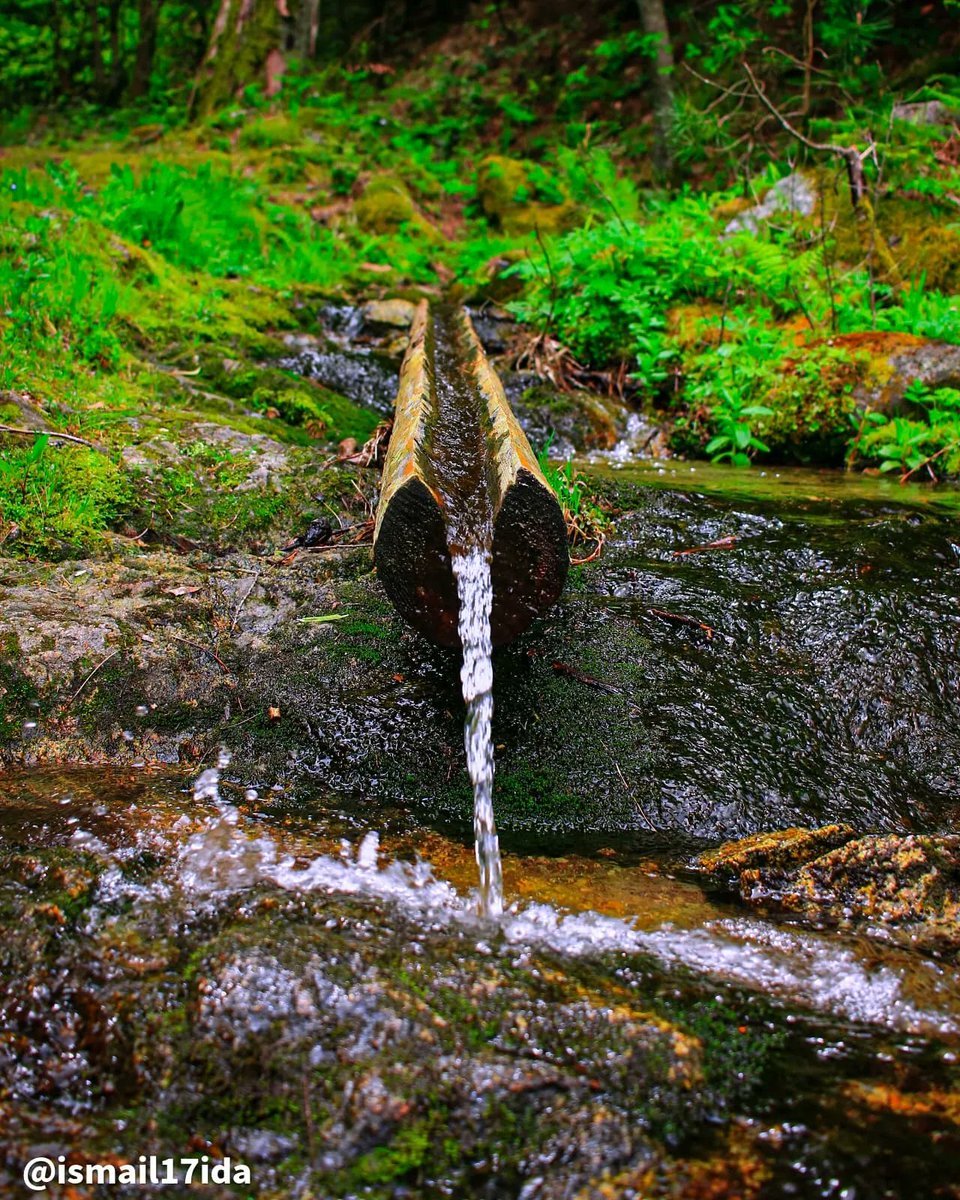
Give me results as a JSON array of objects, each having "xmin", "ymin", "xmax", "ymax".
[
  {"xmin": 170, "ymin": 635, "xmax": 231, "ymax": 672},
  {"xmin": 68, "ymin": 649, "xmax": 121, "ymax": 705},
  {"xmin": 615, "ymin": 762, "xmax": 656, "ymax": 832},
  {"xmin": 649, "ymin": 607, "xmax": 715, "ymax": 640},
  {"xmin": 672, "ymin": 536, "xmax": 738, "ymax": 557},
  {"xmin": 551, "ymin": 660, "xmax": 620, "ymax": 694},
  {"xmin": 0, "ymin": 424, "xmax": 101, "ymax": 450}
]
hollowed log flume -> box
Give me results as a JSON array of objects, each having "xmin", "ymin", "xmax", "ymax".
[{"xmin": 373, "ymin": 302, "xmax": 569, "ymax": 647}]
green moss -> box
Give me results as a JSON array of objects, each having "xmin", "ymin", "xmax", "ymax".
[
  {"xmin": 0, "ymin": 440, "xmax": 133, "ymax": 558},
  {"xmin": 759, "ymin": 343, "xmax": 865, "ymax": 460},
  {"xmin": 238, "ymin": 115, "xmax": 302, "ymax": 150},
  {"xmin": 351, "ymin": 1123, "xmax": 432, "ymax": 1186},
  {"xmin": 354, "ymin": 176, "xmax": 417, "ymax": 233},
  {"xmin": 896, "ymin": 223, "xmax": 960, "ymax": 292},
  {"xmin": 475, "ymin": 155, "xmax": 579, "ymax": 235},
  {"xmin": 0, "ymin": 643, "xmax": 40, "ymax": 743}
]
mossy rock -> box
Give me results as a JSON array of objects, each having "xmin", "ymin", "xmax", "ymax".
[
  {"xmin": 475, "ymin": 155, "xmax": 580, "ymax": 236},
  {"xmin": 238, "ymin": 114, "xmax": 302, "ymax": 150},
  {"xmin": 895, "ymin": 223, "xmax": 960, "ymax": 293},
  {"xmin": 512, "ymin": 383, "xmax": 622, "ymax": 451},
  {"xmin": 825, "ymin": 331, "xmax": 960, "ymax": 414},
  {"xmin": 696, "ymin": 824, "xmax": 857, "ymax": 882},
  {"xmin": 802, "ymin": 175, "xmax": 959, "ymax": 286},
  {"xmin": 354, "ymin": 176, "xmax": 441, "ymax": 240},
  {"xmin": 708, "ymin": 829, "xmax": 960, "ymax": 956}
]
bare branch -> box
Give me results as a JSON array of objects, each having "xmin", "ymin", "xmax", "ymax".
[{"xmin": 0, "ymin": 424, "xmax": 102, "ymax": 450}]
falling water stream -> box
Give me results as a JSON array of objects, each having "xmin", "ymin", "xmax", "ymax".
[
  {"xmin": 429, "ymin": 306, "xmax": 505, "ymax": 916},
  {"xmin": 452, "ymin": 549, "xmax": 503, "ymax": 915}
]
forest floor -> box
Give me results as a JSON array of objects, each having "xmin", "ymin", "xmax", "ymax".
[{"xmin": 2, "ymin": 14, "xmax": 960, "ymax": 562}]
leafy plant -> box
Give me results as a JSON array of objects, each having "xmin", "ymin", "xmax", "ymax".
[{"xmin": 704, "ymin": 390, "xmax": 773, "ymax": 466}]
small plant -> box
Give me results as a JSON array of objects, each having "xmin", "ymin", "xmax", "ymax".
[
  {"xmin": 536, "ymin": 435, "xmax": 608, "ymax": 561},
  {"xmin": 704, "ymin": 390, "xmax": 773, "ymax": 466},
  {"xmin": 854, "ymin": 379, "xmax": 960, "ymax": 480}
]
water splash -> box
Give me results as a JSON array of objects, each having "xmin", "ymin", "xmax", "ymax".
[{"xmin": 453, "ymin": 548, "xmax": 503, "ymax": 917}]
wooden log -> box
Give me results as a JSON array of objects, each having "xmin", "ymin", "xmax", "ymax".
[{"xmin": 374, "ymin": 302, "xmax": 568, "ymax": 647}]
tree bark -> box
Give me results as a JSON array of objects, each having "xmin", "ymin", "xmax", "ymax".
[
  {"xmin": 636, "ymin": 0, "xmax": 675, "ymax": 180},
  {"xmin": 87, "ymin": 0, "xmax": 106, "ymax": 93},
  {"xmin": 191, "ymin": 0, "xmax": 296, "ymax": 117},
  {"xmin": 129, "ymin": 0, "xmax": 162, "ymax": 99}
]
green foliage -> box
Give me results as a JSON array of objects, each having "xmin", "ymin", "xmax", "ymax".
[
  {"xmin": 704, "ymin": 393, "xmax": 773, "ymax": 466},
  {"xmin": 536, "ymin": 438, "xmax": 589, "ymax": 520},
  {"xmin": 857, "ymin": 381, "xmax": 960, "ymax": 478}
]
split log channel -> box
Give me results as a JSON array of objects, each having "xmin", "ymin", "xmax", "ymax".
[{"xmin": 373, "ymin": 302, "xmax": 569, "ymax": 647}]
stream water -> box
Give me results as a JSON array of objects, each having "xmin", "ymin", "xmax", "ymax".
[{"xmin": 2, "ymin": 458, "xmax": 960, "ymax": 1196}]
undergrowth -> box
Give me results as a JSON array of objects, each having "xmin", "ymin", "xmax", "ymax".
[{"xmin": 2, "ymin": 8, "xmax": 960, "ymax": 560}]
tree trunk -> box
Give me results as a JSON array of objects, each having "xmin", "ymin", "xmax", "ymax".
[
  {"xmin": 88, "ymin": 0, "xmax": 106, "ymax": 95},
  {"xmin": 191, "ymin": 0, "xmax": 302, "ymax": 117},
  {"xmin": 129, "ymin": 0, "xmax": 162, "ymax": 99},
  {"xmin": 106, "ymin": 0, "xmax": 125, "ymax": 100},
  {"xmin": 636, "ymin": 0, "xmax": 675, "ymax": 180}
]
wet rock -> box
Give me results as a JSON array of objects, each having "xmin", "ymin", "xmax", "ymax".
[
  {"xmin": 2, "ymin": 474, "xmax": 960, "ymax": 847},
  {"xmin": 0, "ymin": 814, "xmax": 702, "ymax": 1198},
  {"xmin": 279, "ymin": 338, "xmax": 399, "ymax": 413},
  {"xmin": 755, "ymin": 833, "xmax": 960, "ymax": 953},
  {"xmin": 2, "ymin": 771, "xmax": 960, "ymax": 1198},
  {"xmin": 508, "ymin": 381, "xmax": 623, "ymax": 453},
  {"xmin": 698, "ymin": 828, "xmax": 960, "ymax": 956},
  {"xmin": 724, "ymin": 172, "xmax": 817, "ymax": 236},
  {"xmin": 696, "ymin": 825, "xmax": 857, "ymax": 880}
]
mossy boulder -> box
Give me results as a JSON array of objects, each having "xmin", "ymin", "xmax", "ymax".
[
  {"xmin": 511, "ymin": 382, "xmax": 624, "ymax": 451},
  {"xmin": 475, "ymin": 155, "xmax": 579, "ymax": 236},
  {"xmin": 757, "ymin": 341, "xmax": 867, "ymax": 460},
  {"xmin": 700, "ymin": 828, "xmax": 960, "ymax": 957},
  {"xmin": 354, "ymin": 176, "xmax": 441, "ymax": 240},
  {"xmin": 354, "ymin": 175, "xmax": 415, "ymax": 231},
  {"xmin": 832, "ymin": 331, "xmax": 960, "ymax": 414},
  {"xmin": 696, "ymin": 824, "xmax": 857, "ymax": 881},
  {"xmin": 894, "ymin": 223, "xmax": 960, "ymax": 293},
  {"xmin": 238, "ymin": 113, "xmax": 301, "ymax": 149},
  {"xmin": 796, "ymin": 175, "xmax": 959, "ymax": 286}
]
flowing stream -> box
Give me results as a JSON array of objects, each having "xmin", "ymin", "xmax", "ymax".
[{"xmin": 429, "ymin": 307, "xmax": 505, "ymax": 916}]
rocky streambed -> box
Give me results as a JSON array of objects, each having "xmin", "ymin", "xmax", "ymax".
[{"xmin": 2, "ymin": 453, "xmax": 960, "ymax": 1197}]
